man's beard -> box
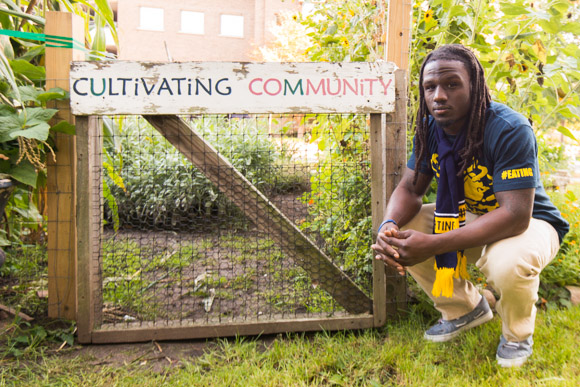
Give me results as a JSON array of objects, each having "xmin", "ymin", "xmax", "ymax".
[{"xmin": 434, "ymin": 117, "xmax": 458, "ymax": 128}]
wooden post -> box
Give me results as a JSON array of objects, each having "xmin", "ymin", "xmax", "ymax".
[
  {"xmin": 45, "ymin": 12, "xmax": 84, "ymax": 320},
  {"xmin": 384, "ymin": 70, "xmax": 409, "ymax": 317},
  {"xmin": 386, "ymin": 0, "xmax": 412, "ymax": 70},
  {"xmin": 76, "ymin": 116, "xmax": 101, "ymax": 343},
  {"xmin": 370, "ymin": 113, "xmax": 387, "ymax": 326},
  {"xmin": 373, "ymin": 0, "xmax": 412, "ymax": 318}
]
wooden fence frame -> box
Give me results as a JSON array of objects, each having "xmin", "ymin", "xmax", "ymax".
[
  {"xmin": 74, "ymin": 71, "xmax": 406, "ymax": 343},
  {"xmin": 45, "ymin": 0, "xmax": 411, "ymax": 341}
]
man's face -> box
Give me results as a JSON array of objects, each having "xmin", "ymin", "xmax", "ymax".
[{"xmin": 422, "ymin": 59, "xmax": 472, "ymax": 135}]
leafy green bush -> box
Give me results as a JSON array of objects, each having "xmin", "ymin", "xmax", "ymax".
[
  {"xmin": 0, "ymin": 0, "xmax": 118, "ymax": 257},
  {"xmin": 301, "ymin": 0, "xmax": 385, "ymax": 62},
  {"xmin": 104, "ymin": 116, "xmax": 297, "ymax": 230},
  {"xmin": 541, "ymin": 188, "xmax": 580, "ymax": 308},
  {"xmin": 0, "ymin": 245, "xmax": 47, "ymax": 320},
  {"xmin": 299, "ymin": 114, "xmax": 373, "ymax": 292}
]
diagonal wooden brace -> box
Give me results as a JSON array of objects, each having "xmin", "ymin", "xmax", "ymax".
[{"xmin": 144, "ymin": 115, "xmax": 372, "ymax": 314}]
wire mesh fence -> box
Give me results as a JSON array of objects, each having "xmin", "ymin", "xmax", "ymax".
[{"xmin": 93, "ymin": 113, "xmax": 375, "ymax": 329}]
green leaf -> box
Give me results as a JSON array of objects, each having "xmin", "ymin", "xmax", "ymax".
[
  {"xmin": 562, "ymin": 22, "xmax": 580, "ymax": 35},
  {"xmin": 448, "ymin": 5, "xmax": 467, "ymax": 18},
  {"xmin": 23, "ymin": 107, "xmax": 58, "ymax": 124},
  {"xmin": 91, "ymin": 14, "xmax": 107, "ymax": 52},
  {"xmin": 1, "ymin": 34, "xmax": 14, "ymax": 60},
  {"xmin": 0, "ymin": 49, "xmax": 19, "ymax": 101},
  {"xmin": 36, "ymin": 88, "xmax": 68, "ymax": 103},
  {"xmin": 562, "ymin": 44, "xmax": 580, "ymax": 58},
  {"xmin": 8, "ymin": 108, "xmax": 58, "ymax": 141},
  {"xmin": 556, "ymin": 126, "xmax": 578, "ymax": 143},
  {"xmin": 50, "ymin": 121, "xmax": 76, "ymax": 135},
  {"xmin": 10, "ymin": 121, "xmax": 50, "ymax": 141},
  {"xmin": 499, "ymin": 2, "xmax": 529, "ymax": 16},
  {"xmin": 537, "ymin": 19, "xmax": 560, "ymax": 34},
  {"xmin": 0, "ymin": 104, "xmax": 16, "ymax": 116},
  {"xmin": 15, "ymin": 86, "xmax": 40, "ymax": 102},
  {"xmin": 324, "ymin": 24, "xmax": 338, "ymax": 36},
  {"xmin": 17, "ymin": 45, "xmax": 45, "ymax": 63},
  {"xmin": 0, "ymin": 111, "xmax": 22, "ymax": 142},
  {"xmin": 500, "ymin": 32, "xmax": 536, "ymax": 42},
  {"xmin": 9, "ymin": 160, "xmax": 37, "ymax": 187},
  {"xmin": 103, "ymin": 179, "xmax": 120, "ymax": 232},
  {"xmin": 0, "ymin": 7, "xmax": 45, "ymax": 26},
  {"xmin": 103, "ymin": 161, "xmax": 126, "ymax": 192},
  {"xmin": 10, "ymin": 59, "xmax": 45, "ymax": 82},
  {"xmin": 550, "ymin": 0, "xmax": 570, "ymax": 16}
]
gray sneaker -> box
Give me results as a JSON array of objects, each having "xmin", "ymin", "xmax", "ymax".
[
  {"xmin": 424, "ymin": 295, "xmax": 493, "ymax": 342},
  {"xmin": 496, "ymin": 335, "xmax": 533, "ymax": 368}
]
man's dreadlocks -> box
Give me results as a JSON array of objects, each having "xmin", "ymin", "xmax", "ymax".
[{"xmin": 413, "ymin": 44, "xmax": 491, "ymax": 183}]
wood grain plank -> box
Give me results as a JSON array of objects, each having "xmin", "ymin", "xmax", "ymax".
[
  {"xmin": 91, "ymin": 315, "xmax": 374, "ymax": 343},
  {"xmin": 46, "ymin": 11, "xmax": 84, "ymax": 320}
]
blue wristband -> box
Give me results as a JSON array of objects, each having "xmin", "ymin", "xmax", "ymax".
[{"xmin": 378, "ymin": 219, "xmax": 397, "ymax": 233}]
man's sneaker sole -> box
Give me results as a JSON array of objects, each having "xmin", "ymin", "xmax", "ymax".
[
  {"xmin": 423, "ymin": 309, "xmax": 493, "ymax": 342},
  {"xmin": 496, "ymin": 353, "xmax": 530, "ymax": 368}
]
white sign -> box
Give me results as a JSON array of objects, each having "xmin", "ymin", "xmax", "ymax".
[{"xmin": 70, "ymin": 61, "xmax": 397, "ymax": 115}]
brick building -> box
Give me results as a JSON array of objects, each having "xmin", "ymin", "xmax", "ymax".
[{"xmin": 113, "ymin": 0, "xmax": 302, "ymax": 62}]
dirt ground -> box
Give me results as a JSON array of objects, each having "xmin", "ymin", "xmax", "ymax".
[
  {"xmin": 61, "ymin": 338, "xmax": 220, "ymax": 371},
  {"xmin": 0, "ymin": 309, "xmax": 278, "ymax": 372},
  {"xmin": 44, "ymin": 324, "xmax": 279, "ymax": 373}
]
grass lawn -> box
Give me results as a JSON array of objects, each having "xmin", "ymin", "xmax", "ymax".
[{"xmin": 1, "ymin": 305, "xmax": 579, "ymax": 386}]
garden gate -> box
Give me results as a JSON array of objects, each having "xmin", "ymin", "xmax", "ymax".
[{"xmin": 71, "ymin": 61, "xmax": 407, "ymax": 344}]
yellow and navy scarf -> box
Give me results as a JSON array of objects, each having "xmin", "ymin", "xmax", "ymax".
[{"xmin": 432, "ymin": 125, "xmax": 469, "ymax": 298}]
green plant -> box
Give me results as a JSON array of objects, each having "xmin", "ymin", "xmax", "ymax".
[
  {"xmin": 0, "ymin": 1, "xmax": 117, "ymax": 247},
  {"xmin": 299, "ymin": 114, "xmax": 373, "ymax": 292},
  {"xmin": 101, "ymin": 238, "xmax": 172, "ymax": 319},
  {"xmin": 1, "ymin": 318, "xmax": 74, "ymax": 359},
  {"xmin": 103, "ymin": 116, "xmax": 299, "ymax": 230},
  {"xmin": 0, "ymin": 245, "xmax": 48, "ymax": 319},
  {"xmin": 0, "ymin": 186, "xmax": 43, "ymax": 245},
  {"xmin": 0, "ymin": 67, "xmax": 71, "ymax": 187},
  {"xmin": 301, "ymin": 0, "xmax": 386, "ymax": 62},
  {"xmin": 0, "ymin": 0, "xmax": 117, "ymax": 185}
]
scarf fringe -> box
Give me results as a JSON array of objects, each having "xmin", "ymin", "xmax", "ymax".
[
  {"xmin": 431, "ymin": 252, "xmax": 469, "ymax": 298},
  {"xmin": 432, "ymin": 267, "xmax": 455, "ymax": 298},
  {"xmin": 454, "ymin": 251, "xmax": 469, "ymax": 280}
]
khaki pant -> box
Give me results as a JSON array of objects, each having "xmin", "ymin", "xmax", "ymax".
[{"xmin": 405, "ymin": 204, "xmax": 560, "ymax": 342}]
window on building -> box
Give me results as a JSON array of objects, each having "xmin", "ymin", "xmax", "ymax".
[
  {"xmin": 220, "ymin": 14, "xmax": 244, "ymax": 38},
  {"xmin": 181, "ymin": 11, "xmax": 204, "ymax": 34},
  {"xmin": 139, "ymin": 7, "xmax": 164, "ymax": 31}
]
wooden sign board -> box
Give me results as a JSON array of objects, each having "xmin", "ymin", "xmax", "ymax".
[{"xmin": 70, "ymin": 61, "xmax": 397, "ymax": 115}]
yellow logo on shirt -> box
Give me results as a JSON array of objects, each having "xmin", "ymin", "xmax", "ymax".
[{"xmin": 501, "ymin": 168, "xmax": 533, "ymax": 180}]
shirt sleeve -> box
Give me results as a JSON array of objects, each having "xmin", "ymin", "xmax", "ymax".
[
  {"xmin": 407, "ymin": 134, "xmax": 433, "ymax": 174},
  {"xmin": 490, "ymin": 123, "xmax": 539, "ymax": 192}
]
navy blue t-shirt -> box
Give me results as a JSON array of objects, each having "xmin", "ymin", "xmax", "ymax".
[{"xmin": 408, "ymin": 102, "xmax": 569, "ymax": 242}]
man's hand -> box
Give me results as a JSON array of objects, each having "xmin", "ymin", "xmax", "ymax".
[
  {"xmin": 372, "ymin": 227, "xmax": 435, "ymax": 275},
  {"xmin": 370, "ymin": 167, "xmax": 433, "ymax": 276},
  {"xmin": 379, "ymin": 229, "xmax": 435, "ymax": 266},
  {"xmin": 371, "ymin": 224, "xmax": 405, "ymax": 276}
]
